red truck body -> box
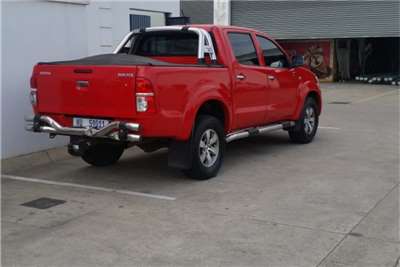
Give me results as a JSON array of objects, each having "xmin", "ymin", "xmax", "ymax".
[{"xmin": 27, "ymin": 25, "xmax": 322, "ymax": 179}]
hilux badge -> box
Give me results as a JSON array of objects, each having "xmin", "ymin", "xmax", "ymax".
[{"xmin": 117, "ymin": 73, "xmax": 134, "ymax": 78}]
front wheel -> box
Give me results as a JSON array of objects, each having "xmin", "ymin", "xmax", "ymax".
[
  {"xmin": 288, "ymin": 98, "xmax": 319, "ymax": 143},
  {"xmin": 183, "ymin": 115, "xmax": 225, "ymax": 180},
  {"xmin": 81, "ymin": 142, "xmax": 125, "ymax": 167}
]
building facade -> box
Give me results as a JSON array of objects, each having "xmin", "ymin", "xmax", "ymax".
[
  {"xmin": 1, "ymin": 0, "xmax": 179, "ymax": 159},
  {"xmin": 181, "ymin": 0, "xmax": 400, "ymax": 82}
]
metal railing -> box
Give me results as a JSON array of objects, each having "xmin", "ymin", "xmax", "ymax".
[{"xmin": 114, "ymin": 26, "xmax": 218, "ymax": 64}]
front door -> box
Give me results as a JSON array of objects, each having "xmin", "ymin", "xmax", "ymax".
[
  {"xmin": 255, "ymin": 35, "xmax": 299, "ymax": 122},
  {"xmin": 228, "ymin": 32, "xmax": 268, "ymax": 129}
]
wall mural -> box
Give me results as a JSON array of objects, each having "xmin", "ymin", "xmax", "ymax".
[{"xmin": 280, "ymin": 40, "xmax": 334, "ymax": 82}]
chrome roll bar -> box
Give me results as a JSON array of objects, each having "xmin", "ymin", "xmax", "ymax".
[{"xmin": 113, "ymin": 26, "xmax": 218, "ymax": 64}]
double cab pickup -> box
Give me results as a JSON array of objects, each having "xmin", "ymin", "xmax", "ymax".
[{"xmin": 26, "ymin": 25, "xmax": 322, "ymax": 179}]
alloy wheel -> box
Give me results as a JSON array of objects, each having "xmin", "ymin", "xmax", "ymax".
[
  {"xmin": 199, "ymin": 129, "xmax": 220, "ymax": 167},
  {"xmin": 304, "ymin": 106, "xmax": 316, "ymax": 135}
]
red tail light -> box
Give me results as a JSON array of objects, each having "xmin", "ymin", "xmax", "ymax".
[{"xmin": 136, "ymin": 77, "xmax": 156, "ymax": 113}]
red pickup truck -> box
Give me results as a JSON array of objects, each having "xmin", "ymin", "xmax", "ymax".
[{"xmin": 26, "ymin": 25, "xmax": 322, "ymax": 179}]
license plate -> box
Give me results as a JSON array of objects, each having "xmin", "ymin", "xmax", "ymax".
[{"xmin": 73, "ymin": 118, "xmax": 110, "ymax": 129}]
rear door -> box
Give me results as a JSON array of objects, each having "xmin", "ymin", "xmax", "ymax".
[
  {"xmin": 255, "ymin": 35, "xmax": 299, "ymax": 122},
  {"xmin": 227, "ymin": 32, "xmax": 268, "ymax": 129},
  {"xmin": 36, "ymin": 65, "xmax": 137, "ymax": 119}
]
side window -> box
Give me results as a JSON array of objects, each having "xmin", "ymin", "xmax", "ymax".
[
  {"xmin": 228, "ymin": 33, "xmax": 259, "ymax": 66},
  {"xmin": 256, "ymin": 36, "xmax": 288, "ymax": 68}
]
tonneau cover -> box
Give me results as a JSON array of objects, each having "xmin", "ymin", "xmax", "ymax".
[{"xmin": 38, "ymin": 54, "xmax": 174, "ymax": 66}]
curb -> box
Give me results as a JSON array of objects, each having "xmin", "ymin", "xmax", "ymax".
[{"xmin": 1, "ymin": 146, "xmax": 73, "ymax": 174}]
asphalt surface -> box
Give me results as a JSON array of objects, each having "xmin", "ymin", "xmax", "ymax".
[{"xmin": 2, "ymin": 83, "xmax": 399, "ymax": 267}]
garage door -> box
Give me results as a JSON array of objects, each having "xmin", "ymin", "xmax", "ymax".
[{"xmin": 231, "ymin": 1, "xmax": 400, "ymax": 40}]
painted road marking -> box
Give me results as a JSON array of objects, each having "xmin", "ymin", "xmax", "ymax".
[
  {"xmin": 353, "ymin": 90, "xmax": 398, "ymax": 104},
  {"xmin": 2, "ymin": 175, "xmax": 176, "ymax": 201}
]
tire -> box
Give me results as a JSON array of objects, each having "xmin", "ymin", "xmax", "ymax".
[
  {"xmin": 288, "ymin": 97, "xmax": 319, "ymax": 144},
  {"xmin": 183, "ymin": 115, "xmax": 225, "ymax": 180},
  {"xmin": 81, "ymin": 142, "xmax": 125, "ymax": 167}
]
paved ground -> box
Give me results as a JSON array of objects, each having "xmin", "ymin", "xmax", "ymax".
[{"xmin": 2, "ymin": 83, "xmax": 399, "ymax": 267}]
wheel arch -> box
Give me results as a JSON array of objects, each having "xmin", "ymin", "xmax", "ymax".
[
  {"xmin": 178, "ymin": 97, "xmax": 232, "ymax": 141},
  {"xmin": 306, "ymin": 90, "xmax": 322, "ymax": 115},
  {"xmin": 294, "ymin": 87, "xmax": 322, "ymax": 119},
  {"xmin": 195, "ymin": 99, "xmax": 231, "ymax": 131}
]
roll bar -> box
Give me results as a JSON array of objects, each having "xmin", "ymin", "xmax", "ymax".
[{"xmin": 113, "ymin": 26, "xmax": 218, "ymax": 64}]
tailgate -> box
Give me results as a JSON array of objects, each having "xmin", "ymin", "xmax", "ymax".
[{"xmin": 36, "ymin": 65, "xmax": 137, "ymax": 118}]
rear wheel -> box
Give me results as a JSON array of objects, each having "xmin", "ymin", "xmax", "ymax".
[
  {"xmin": 81, "ymin": 143, "xmax": 125, "ymax": 167},
  {"xmin": 184, "ymin": 115, "xmax": 225, "ymax": 180},
  {"xmin": 289, "ymin": 98, "xmax": 319, "ymax": 143}
]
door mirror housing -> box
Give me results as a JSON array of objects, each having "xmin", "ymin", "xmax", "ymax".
[{"xmin": 291, "ymin": 55, "xmax": 305, "ymax": 68}]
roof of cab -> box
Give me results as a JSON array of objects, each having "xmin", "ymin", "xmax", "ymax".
[
  {"xmin": 139, "ymin": 24, "xmax": 271, "ymax": 38},
  {"xmin": 185, "ymin": 24, "xmax": 271, "ymax": 37}
]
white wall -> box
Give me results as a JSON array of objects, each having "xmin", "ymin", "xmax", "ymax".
[
  {"xmin": 1, "ymin": 0, "xmax": 88, "ymax": 159},
  {"xmin": 214, "ymin": 0, "xmax": 230, "ymax": 26},
  {"xmin": 1, "ymin": 0, "xmax": 179, "ymax": 159},
  {"xmin": 87, "ymin": 1, "xmax": 179, "ymax": 55}
]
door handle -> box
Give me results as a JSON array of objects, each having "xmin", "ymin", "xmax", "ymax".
[
  {"xmin": 236, "ymin": 74, "xmax": 246, "ymax": 80},
  {"xmin": 267, "ymin": 75, "xmax": 276, "ymax": 81}
]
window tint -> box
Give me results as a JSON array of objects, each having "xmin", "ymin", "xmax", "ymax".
[
  {"xmin": 135, "ymin": 32, "xmax": 198, "ymax": 56},
  {"xmin": 256, "ymin": 36, "xmax": 288, "ymax": 68},
  {"xmin": 228, "ymin": 33, "xmax": 259, "ymax": 65}
]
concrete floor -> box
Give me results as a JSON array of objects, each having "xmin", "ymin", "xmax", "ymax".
[{"xmin": 2, "ymin": 83, "xmax": 399, "ymax": 267}]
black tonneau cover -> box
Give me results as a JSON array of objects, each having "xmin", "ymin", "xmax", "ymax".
[
  {"xmin": 38, "ymin": 54, "xmax": 174, "ymax": 66},
  {"xmin": 38, "ymin": 53, "xmax": 224, "ymax": 68}
]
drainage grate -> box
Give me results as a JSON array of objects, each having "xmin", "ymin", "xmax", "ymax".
[
  {"xmin": 329, "ymin": 101, "xmax": 351, "ymax": 104},
  {"xmin": 21, "ymin": 197, "xmax": 66, "ymax": 209}
]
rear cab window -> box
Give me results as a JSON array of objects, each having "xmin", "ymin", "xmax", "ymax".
[
  {"xmin": 228, "ymin": 32, "xmax": 259, "ymax": 66},
  {"xmin": 119, "ymin": 31, "xmax": 220, "ymax": 65},
  {"xmin": 135, "ymin": 32, "xmax": 198, "ymax": 57}
]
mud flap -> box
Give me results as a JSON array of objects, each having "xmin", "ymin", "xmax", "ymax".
[{"xmin": 168, "ymin": 139, "xmax": 193, "ymax": 170}]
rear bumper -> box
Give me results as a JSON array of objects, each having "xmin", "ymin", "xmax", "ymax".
[{"xmin": 25, "ymin": 115, "xmax": 141, "ymax": 142}]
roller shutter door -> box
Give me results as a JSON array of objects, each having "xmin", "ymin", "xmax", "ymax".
[{"xmin": 231, "ymin": 1, "xmax": 400, "ymax": 40}]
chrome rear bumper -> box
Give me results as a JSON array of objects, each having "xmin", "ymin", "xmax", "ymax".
[{"xmin": 25, "ymin": 115, "xmax": 141, "ymax": 142}]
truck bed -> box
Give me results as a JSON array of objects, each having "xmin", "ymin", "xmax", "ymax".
[
  {"xmin": 39, "ymin": 54, "xmax": 173, "ymax": 66},
  {"xmin": 39, "ymin": 54, "xmax": 223, "ymax": 68}
]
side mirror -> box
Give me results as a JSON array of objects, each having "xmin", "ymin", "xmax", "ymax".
[{"xmin": 291, "ymin": 55, "xmax": 305, "ymax": 68}]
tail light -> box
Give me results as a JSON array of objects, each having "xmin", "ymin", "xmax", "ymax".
[
  {"xmin": 30, "ymin": 89, "xmax": 38, "ymax": 106},
  {"xmin": 136, "ymin": 77, "xmax": 155, "ymax": 113},
  {"xmin": 30, "ymin": 74, "xmax": 38, "ymax": 106}
]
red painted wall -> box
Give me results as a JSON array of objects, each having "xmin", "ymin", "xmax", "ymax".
[{"xmin": 280, "ymin": 40, "xmax": 334, "ymax": 81}]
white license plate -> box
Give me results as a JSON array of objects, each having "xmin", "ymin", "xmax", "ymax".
[{"xmin": 73, "ymin": 118, "xmax": 111, "ymax": 129}]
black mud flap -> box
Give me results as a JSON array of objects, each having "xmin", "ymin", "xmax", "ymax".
[{"xmin": 168, "ymin": 139, "xmax": 193, "ymax": 170}]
